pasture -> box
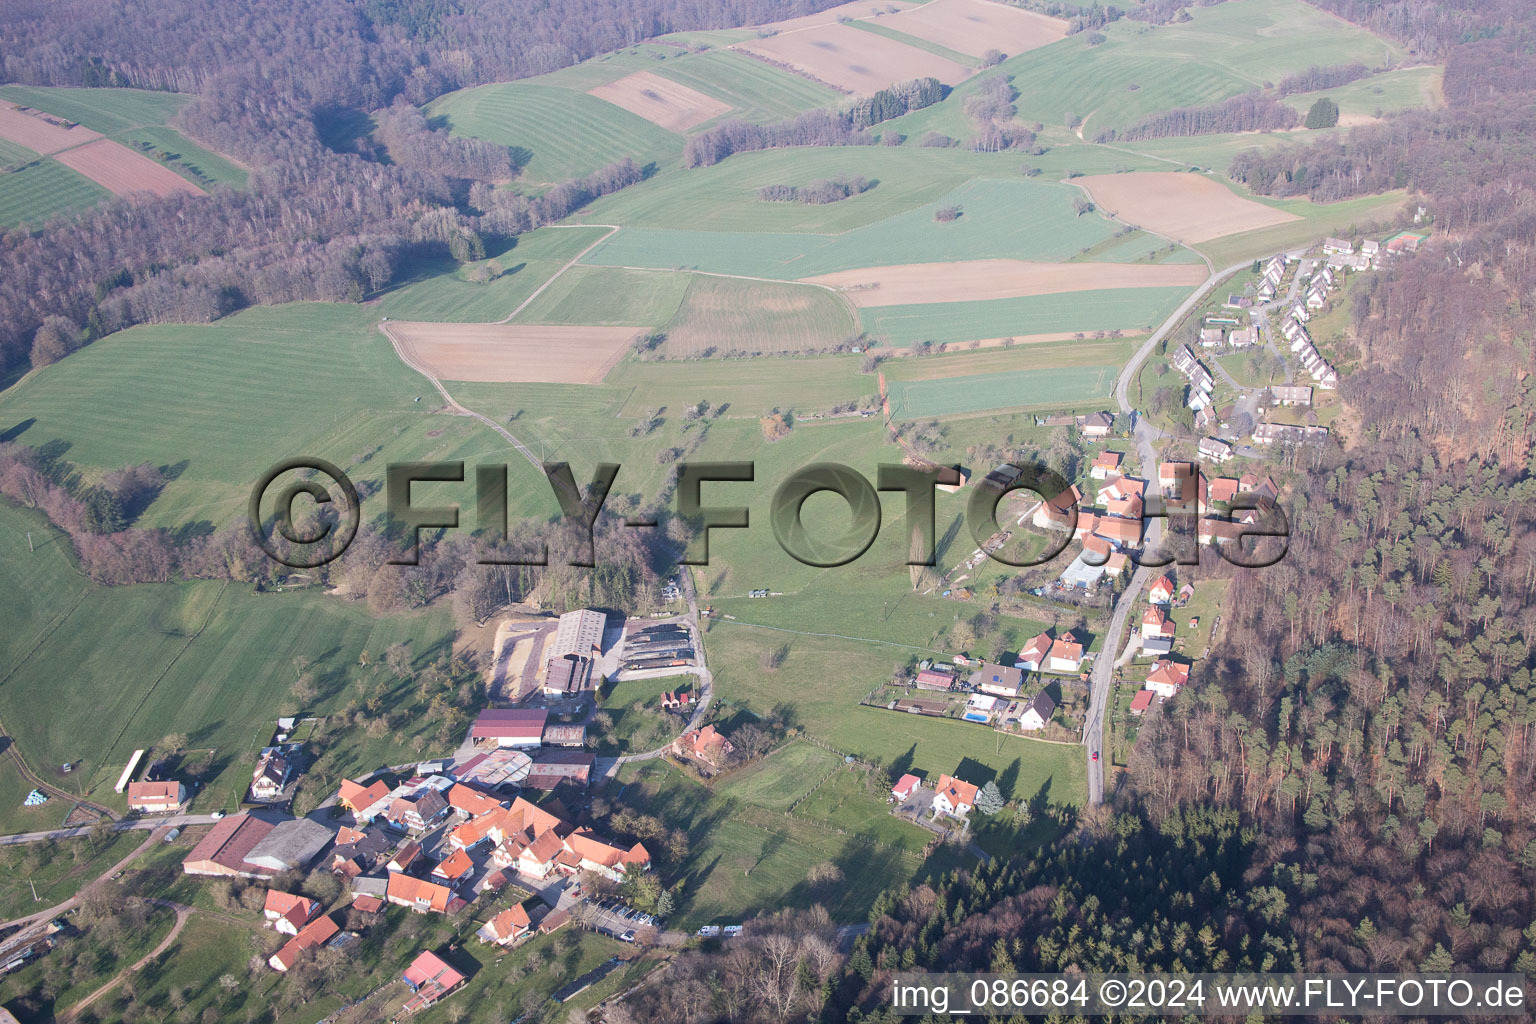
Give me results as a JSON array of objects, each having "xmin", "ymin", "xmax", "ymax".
[
  {"xmin": 387, "ymin": 320, "xmax": 638, "ymax": 383},
  {"xmin": 715, "ymin": 740, "xmax": 842, "ymax": 810},
  {"xmin": 587, "ymin": 71, "xmax": 731, "ymax": 132},
  {"xmin": 426, "ymin": 81, "xmax": 684, "ymax": 183},
  {"xmin": 649, "ymin": 49, "xmax": 839, "ymax": 124},
  {"xmin": 806, "ymin": 258, "xmax": 1206, "ymax": 305},
  {"xmin": 1076, "ymin": 171, "xmax": 1299, "ymax": 244},
  {"xmin": 0, "ymin": 157, "xmax": 108, "ymax": 228},
  {"xmin": 0, "ymin": 501, "xmax": 458, "ymax": 810},
  {"xmin": 584, "ymin": 178, "xmax": 1142, "ymax": 278},
  {"xmin": 606, "ymin": 354, "xmax": 876, "ymax": 416},
  {"xmin": 0, "ymin": 302, "xmax": 554, "ymax": 527},
  {"xmin": 1283, "ymin": 65, "xmax": 1443, "ymax": 123},
  {"xmin": 888, "ymin": 363, "xmax": 1113, "ymax": 418},
  {"xmin": 513, "ymin": 264, "xmax": 691, "ymax": 327},
  {"xmin": 699, "ymin": 626, "xmax": 1087, "ymax": 805},
  {"xmin": 659, "ymin": 275, "xmax": 856, "ymax": 356},
  {"xmin": 993, "ymin": 0, "xmax": 1406, "ymax": 136},
  {"xmin": 859, "ymin": 285, "xmax": 1192, "ymax": 344}
]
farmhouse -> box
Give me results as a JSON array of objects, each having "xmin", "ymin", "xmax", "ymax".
[
  {"xmin": 971, "ymin": 662, "xmax": 1024, "ymax": 698},
  {"xmin": 931, "ymin": 775, "xmax": 979, "ymax": 818},
  {"xmin": 1018, "ymin": 691, "xmax": 1056, "ymax": 731},
  {"xmin": 268, "ymin": 914, "xmax": 340, "ymax": 972},
  {"xmin": 126, "ymin": 780, "xmax": 188, "ymax": 814},
  {"xmin": 468, "ymin": 708, "xmax": 549, "ymax": 749},
  {"xmin": 182, "ymin": 813, "xmax": 277, "ymax": 878}
]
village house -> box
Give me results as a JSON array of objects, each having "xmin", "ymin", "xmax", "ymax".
[
  {"xmin": 1100, "ymin": 474, "xmax": 1145, "ymax": 504},
  {"xmin": 1014, "ymin": 632, "xmax": 1052, "ymax": 672},
  {"xmin": 971, "ymin": 662, "xmax": 1024, "ymax": 698},
  {"xmin": 1147, "ymin": 575, "xmax": 1175, "ymax": 605},
  {"xmin": 1197, "ymin": 437, "xmax": 1233, "ymax": 463},
  {"xmin": 386, "ymin": 786, "xmax": 451, "ymax": 833},
  {"xmin": 1046, "ymin": 636, "xmax": 1083, "ymax": 674},
  {"xmin": 1141, "ymin": 606, "xmax": 1175, "ymax": 640},
  {"xmin": 249, "ymin": 749, "xmax": 290, "ymax": 802},
  {"xmin": 263, "ymin": 891, "xmax": 321, "ymax": 936},
  {"xmin": 1198, "ymin": 327, "xmax": 1224, "ymax": 348},
  {"xmin": 1253, "ymin": 423, "xmax": 1329, "ymax": 445},
  {"xmin": 431, "ymin": 848, "xmax": 474, "ymax": 888},
  {"xmin": 330, "ymin": 827, "xmax": 391, "ymax": 878},
  {"xmin": 1269, "ymin": 385, "xmax": 1312, "ymax": 406},
  {"xmin": 659, "ymin": 690, "xmax": 693, "ymax": 711},
  {"xmin": 1229, "ymin": 325, "xmax": 1259, "ymax": 348},
  {"xmin": 387, "ymin": 873, "xmax": 455, "ymax": 914},
  {"xmin": 1198, "ymin": 517, "xmax": 1247, "ymax": 547},
  {"xmin": 1104, "ymin": 551, "xmax": 1128, "ymax": 578},
  {"xmin": 401, "ymin": 951, "xmax": 467, "ymax": 1013},
  {"xmin": 931, "ymin": 775, "xmax": 979, "ymax": 818},
  {"xmin": 1089, "ymin": 450, "xmax": 1124, "ymax": 479},
  {"xmin": 1080, "ymin": 411, "xmax": 1114, "ymax": 438},
  {"xmin": 1032, "ymin": 482, "xmax": 1083, "ymax": 531},
  {"xmin": 387, "ymin": 840, "xmax": 423, "ymax": 873},
  {"xmin": 268, "ymin": 914, "xmax": 340, "ymax": 972},
  {"xmin": 675, "ymin": 725, "xmax": 734, "ymax": 766},
  {"xmin": 1208, "ymin": 477, "xmax": 1240, "ymax": 505},
  {"xmin": 336, "ymin": 778, "xmax": 391, "ymax": 820},
  {"xmin": 476, "ymin": 904, "xmax": 532, "ymax": 947},
  {"xmin": 1018, "ymin": 690, "xmax": 1056, "ymax": 731},
  {"xmin": 1144, "ymin": 659, "xmax": 1190, "ymax": 698},
  {"xmin": 126, "ymin": 780, "xmax": 188, "ymax": 814}
]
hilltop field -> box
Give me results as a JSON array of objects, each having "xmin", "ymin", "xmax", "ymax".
[{"xmin": 0, "ymin": 0, "xmax": 1431, "ymax": 941}]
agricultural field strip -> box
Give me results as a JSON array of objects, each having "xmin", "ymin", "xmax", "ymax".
[{"xmin": 0, "ymin": 102, "xmax": 205, "ymax": 199}]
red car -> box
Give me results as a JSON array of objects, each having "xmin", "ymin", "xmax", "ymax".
[{"xmin": 1092, "ymin": 751, "xmax": 1100, "ymax": 762}]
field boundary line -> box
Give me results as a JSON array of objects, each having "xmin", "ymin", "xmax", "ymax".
[
  {"xmin": 497, "ymin": 223, "xmax": 621, "ymax": 324},
  {"xmin": 96, "ymin": 581, "xmax": 230, "ymax": 775}
]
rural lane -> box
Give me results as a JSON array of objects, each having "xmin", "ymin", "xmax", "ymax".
[
  {"xmin": 1087, "ymin": 257, "xmax": 1267, "ymax": 804},
  {"xmin": 0, "ymin": 813, "xmax": 221, "ymax": 846}
]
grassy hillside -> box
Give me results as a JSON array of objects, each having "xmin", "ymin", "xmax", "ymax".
[
  {"xmin": 427, "ymin": 81, "xmax": 685, "ymax": 183},
  {"xmin": 1283, "ymin": 64, "xmax": 1443, "ymax": 121},
  {"xmin": 651, "ymin": 49, "xmax": 839, "ymax": 123},
  {"xmin": 585, "ymin": 178, "xmax": 1161, "ymax": 277}
]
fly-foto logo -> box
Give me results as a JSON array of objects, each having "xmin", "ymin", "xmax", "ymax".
[{"xmin": 248, "ymin": 458, "xmax": 1288, "ymax": 570}]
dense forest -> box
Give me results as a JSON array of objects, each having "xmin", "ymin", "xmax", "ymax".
[{"xmin": 0, "ymin": 0, "xmax": 850, "ymax": 377}]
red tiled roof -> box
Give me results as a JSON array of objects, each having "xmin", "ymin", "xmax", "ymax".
[
  {"xmin": 387, "ymin": 873, "xmax": 453, "ymax": 913},
  {"xmin": 892, "ymin": 773, "xmax": 921, "ymax": 798},
  {"xmin": 127, "ymin": 781, "xmax": 183, "ymax": 805},
  {"xmin": 184, "ymin": 813, "xmax": 276, "ymax": 874},
  {"xmin": 447, "ymin": 784, "xmax": 500, "ymax": 817},
  {"xmin": 337, "ymin": 778, "xmax": 389, "ymax": 810},
  {"xmin": 934, "ymin": 774, "xmax": 979, "ymax": 809},
  {"xmin": 403, "ymin": 950, "xmax": 466, "ymax": 992},
  {"xmin": 271, "ymin": 914, "xmax": 339, "ymax": 970},
  {"xmin": 433, "ymin": 848, "xmax": 473, "ymax": 881},
  {"xmin": 352, "ymin": 895, "xmax": 385, "ymax": 914}
]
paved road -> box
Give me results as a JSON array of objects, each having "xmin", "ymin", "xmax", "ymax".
[
  {"xmin": 1088, "ymin": 259, "xmax": 1255, "ymax": 804},
  {"xmin": 0, "ymin": 813, "xmax": 220, "ymax": 846}
]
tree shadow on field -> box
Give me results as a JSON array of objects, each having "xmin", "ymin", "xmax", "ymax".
[{"xmin": 0, "ymin": 418, "xmax": 34, "ymax": 444}]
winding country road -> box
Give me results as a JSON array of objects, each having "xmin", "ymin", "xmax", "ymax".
[{"xmin": 1084, "ymin": 259, "xmax": 1253, "ymax": 805}]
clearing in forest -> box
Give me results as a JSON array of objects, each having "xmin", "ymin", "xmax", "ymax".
[
  {"xmin": 1075, "ymin": 172, "xmax": 1299, "ymax": 244},
  {"xmin": 802, "ymin": 258, "xmax": 1206, "ymax": 306},
  {"xmin": 587, "ymin": 71, "xmax": 733, "ymax": 132},
  {"xmin": 386, "ymin": 321, "xmax": 637, "ymax": 384}
]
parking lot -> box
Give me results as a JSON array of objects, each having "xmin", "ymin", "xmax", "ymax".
[{"xmin": 580, "ymin": 898, "xmax": 659, "ymax": 942}]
